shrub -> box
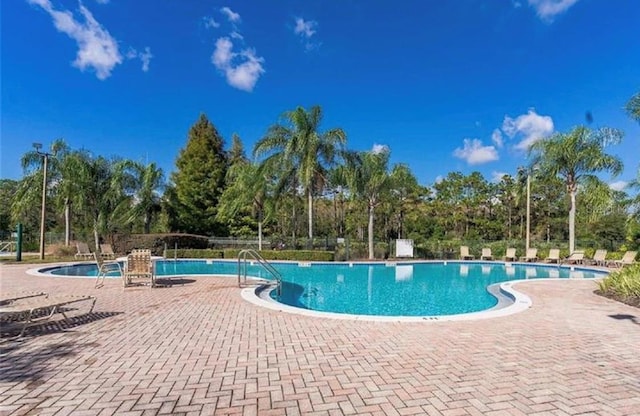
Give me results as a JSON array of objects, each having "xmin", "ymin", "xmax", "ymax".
[
  {"xmin": 111, "ymin": 233, "xmax": 209, "ymax": 256},
  {"xmin": 49, "ymin": 243, "xmax": 77, "ymax": 257},
  {"xmin": 166, "ymin": 249, "xmax": 224, "ymax": 259},
  {"xmin": 598, "ymin": 264, "xmax": 640, "ymax": 299},
  {"xmin": 223, "ymin": 249, "xmax": 335, "ymax": 262}
]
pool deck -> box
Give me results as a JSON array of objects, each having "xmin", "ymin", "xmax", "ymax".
[{"xmin": 1, "ymin": 263, "xmax": 639, "ymax": 415}]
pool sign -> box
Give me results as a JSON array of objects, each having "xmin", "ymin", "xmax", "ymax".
[{"xmin": 395, "ymin": 239, "xmax": 414, "ymax": 258}]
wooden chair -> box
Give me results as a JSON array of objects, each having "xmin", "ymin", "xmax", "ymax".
[{"xmin": 123, "ymin": 249, "xmax": 154, "ymax": 288}]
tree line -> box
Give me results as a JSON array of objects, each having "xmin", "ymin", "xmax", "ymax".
[{"xmin": 2, "ymin": 93, "xmax": 639, "ymax": 259}]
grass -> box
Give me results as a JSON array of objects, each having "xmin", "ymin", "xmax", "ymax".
[
  {"xmin": 0, "ymin": 255, "xmax": 78, "ymax": 264},
  {"xmin": 596, "ymin": 263, "xmax": 640, "ymax": 308}
]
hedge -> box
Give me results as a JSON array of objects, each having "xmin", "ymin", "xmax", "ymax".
[
  {"xmin": 111, "ymin": 233, "xmax": 209, "ymax": 256},
  {"xmin": 165, "ymin": 248, "xmax": 335, "ymax": 261}
]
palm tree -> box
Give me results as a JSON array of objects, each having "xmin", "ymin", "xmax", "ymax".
[
  {"xmin": 253, "ymin": 105, "xmax": 346, "ymax": 243},
  {"xmin": 626, "ymin": 91, "xmax": 640, "ymax": 123},
  {"xmin": 19, "ymin": 139, "xmax": 78, "ymax": 245},
  {"xmin": 388, "ymin": 163, "xmax": 420, "ymax": 239},
  {"xmin": 122, "ymin": 161, "xmax": 165, "ymax": 233},
  {"xmin": 217, "ymin": 161, "xmax": 271, "ymax": 250},
  {"xmin": 529, "ymin": 126, "xmax": 623, "ymax": 253},
  {"xmin": 345, "ymin": 149, "xmax": 391, "ymax": 260}
]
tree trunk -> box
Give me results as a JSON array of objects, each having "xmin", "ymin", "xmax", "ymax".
[
  {"xmin": 307, "ymin": 190, "xmax": 313, "ymax": 241},
  {"xmin": 368, "ymin": 203, "xmax": 375, "ymax": 260},
  {"xmin": 258, "ymin": 209, "xmax": 263, "ymax": 251},
  {"xmin": 569, "ymin": 190, "xmax": 576, "ymax": 253},
  {"xmin": 144, "ymin": 212, "xmax": 150, "ymax": 234},
  {"xmin": 93, "ymin": 220, "xmax": 100, "ymax": 253},
  {"xmin": 64, "ymin": 199, "xmax": 71, "ymax": 246}
]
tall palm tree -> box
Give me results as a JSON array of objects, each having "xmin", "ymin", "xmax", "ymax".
[
  {"xmin": 19, "ymin": 139, "xmax": 78, "ymax": 245},
  {"xmin": 345, "ymin": 149, "xmax": 391, "ymax": 260},
  {"xmin": 122, "ymin": 161, "xmax": 164, "ymax": 233},
  {"xmin": 253, "ymin": 105, "xmax": 346, "ymax": 243},
  {"xmin": 626, "ymin": 91, "xmax": 640, "ymax": 123},
  {"xmin": 529, "ymin": 126, "xmax": 623, "ymax": 253}
]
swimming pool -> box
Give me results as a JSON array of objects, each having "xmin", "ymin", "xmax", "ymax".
[{"xmin": 37, "ymin": 260, "xmax": 607, "ymax": 318}]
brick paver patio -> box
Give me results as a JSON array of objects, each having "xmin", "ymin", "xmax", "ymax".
[{"xmin": 1, "ymin": 262, "xmax": 639, "ymax": 416}]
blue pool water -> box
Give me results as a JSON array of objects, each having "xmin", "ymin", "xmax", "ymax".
[{"xmin": 42, "ymin": 260, "xmax": 606, "ymax": 316}]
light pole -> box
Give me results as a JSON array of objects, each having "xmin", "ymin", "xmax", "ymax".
[
  {"xmin": 526, "ymin": 173, "xmax": 531, "ymax": 252},
  {"xmin": 34, "ymin": 143, "xmax": 51, "ymax": 260}
]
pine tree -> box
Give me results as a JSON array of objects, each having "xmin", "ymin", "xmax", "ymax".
[{"xmin": 167, "ymin": 114, "xmax": 229, "ymax": 235}]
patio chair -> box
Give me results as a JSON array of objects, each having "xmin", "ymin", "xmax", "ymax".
[
  {"xmin": 94, "ymin": 253, "xmax": 123, "ymax": 289},
  {"xmin": 99, "ymin": 244, "xmax": 116, "ymax": 260},
  {"xmin": 522, "ymin": 248, "xmax": 538, "ymax": 262},
  {"xmin": 123, "ymin": 249, "xmax": 155, "ymax": 288},
  {"xmin": 588, "ymin": 249, "xmax": 608, "ymax": 267},
  {"xmin": 480, "ymin": 248, "xmax": 493, "ymax": 261},
  {"xmin": 1, "ymin": 292, "xmax": 47, "ymax": 306},
  {"xmin": 459, "ymin": 246, "xmax": 474, "ymax": 260},
  {"xmin": 74, "ymin": 242, "xmax": 93, "ymax": 260},
  {"xmin": 503, "ymin": 248, "xmax": 517, "ymax": 262},
  {"xmin": 608, "ymin": 251, "xmax": 637, "ymax": 268},
  {"xmin": 0, "ymin": 294, "xmax": 96, "ymax": 338},
  {"xmin": 545, "ymin": 248, "xmax": 561, "ymax": 263},
  {"xmin": 563, "ymin": 250, "xmax": 585, "ymax": 265}
]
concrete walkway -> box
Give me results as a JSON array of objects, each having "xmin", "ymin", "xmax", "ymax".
[{"xmin": 1, "ymin": 263, "xmax": 639, "ymax": 415}]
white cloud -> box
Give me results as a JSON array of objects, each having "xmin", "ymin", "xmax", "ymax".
[
  {"xmin": 28, "ymin": 0, "xmax": 122, "ymax": 80},
  {"xmin": 220, "ymin": 6, "xmax": 241, "ymax": 23},
  {"xmin": 453, "ymin": 139, "xmax": 499, "ymax": 165},
  {"xmin": 293, "ymin": 17, "xmax": 320, "ymax": 51},
  {"xmin": 434, "ymin": 175, "xmax": 444, "ymax": 184},
  {"xmin": 94, "ymin": 0, "xmax": 110, "ymax": 4},
  {"xmin": 230, "ymin": 31, "xmax": 243, "ymax": 40},
  {"xmin": 527, "ymin": 0, "xmax": 579, "ymax": 22},
  {"xmin": 491, "ymin": 129, "xmax": 504, "ymax": 148},
  {"xmin": 294, "ymin": 18, "xmax": 317, "ymax": 38},
  {"xmin": 502, "ymin": 109, "xmax": 554, "ymax": 151},
  {"xmin": 204, "ymin": 16, "xmax": 220, "ymax": 29},
  {"xmin": 491, "ymin": 171, "xmax": 510, "ymax": 183},
  {"xmin": 609, "ymin": 181, "xmax": 628, "ymax": 191},
  {"xmin": 371, "ymin": 143, "xmax": 390, "ymax": 154},
  {"xmin": 212, "ymin": 37, "xmax": 264, "ymax": 92},
  {"xmin": 126, "ymin": 47, "xmax": 153, "ymax": 72}
]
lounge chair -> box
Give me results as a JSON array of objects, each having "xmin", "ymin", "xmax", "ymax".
[
  {"xmin": 480, "ymin": 248, "xmax": 493, "ymax": 261},
  {"xmin": 94, "ymin": 253, "xmax": 123, "ymax": 288},
  {"xmin": 522, "ymin": 248, "xmax": 538, "ymax": 262},
  {"xmin": 545, "ymin": 249, "xmax": 561, "ymax": 263},
  {"xmin": 563, "ymin": 251, "xmax": 585, "ymax": 265},
  {"xmin": 0, "ymin": 294, "xmax": 96, "ymax": 338},
  {"xmin": 99, "ymin": 244, "xmax": 116, "ymax": 260},
  {"xmin": 503, "ymin": 248, "xmax": 517, "ymax": 262},
  {"xmin": 608, "ymin": 251, "xmax": 637, "ymax": 268},
  {"xmin": 588, "ymin": 249, "xmax": 608, "ymax": 267},
  {"xmin": 1, "ymin": 292, "xmax": 47, "ymax": 306},
  {"xmin": 74, "ymin": 242, "xmax": 93, "ymax": 260},
  {"xmin": 459, "ymin": 246, "xmax": 474, "ymax": 260},
  {"xmin": 123, "ymin": 249, "xmax": 155, "ymax": 288}
]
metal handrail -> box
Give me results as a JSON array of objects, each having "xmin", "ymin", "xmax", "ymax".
[
  {"xmin": 0, "ymin": 241, "xmax": 15, "ymax": 253},
  {"xmin": 237, "ymin": 249, "xmax": 282, "ymax": 297}
]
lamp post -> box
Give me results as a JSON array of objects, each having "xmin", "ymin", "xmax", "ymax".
[
  {"xmin": 526, "ymin": 173, "xmax": 531, "ymax": 252},
  {"xmin": 34, "ymin": 143, "xmax": 51, "ymax": 260}
]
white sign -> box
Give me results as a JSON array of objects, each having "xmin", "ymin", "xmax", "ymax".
[{"xmin": 395, "ymin": 239, "xmax": 414, "ymax": 258}]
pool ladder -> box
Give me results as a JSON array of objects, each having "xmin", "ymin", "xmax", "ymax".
[{"xmin": 237, "ymin": 249, "xmax": 282, "ymax": 297}]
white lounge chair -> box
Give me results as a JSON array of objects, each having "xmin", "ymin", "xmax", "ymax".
[
  {"xmin": 609, "ymin": 251, "xmax": 637, "ymax": 268},
  {"xmin": 123, "ymin": 249, "xmax": 155, "ymax": 288},
  {"xmin": 545, "ymin": 249, "xmax": 561, "ymax": 264},
  {"xmin": 99, "ymin": 244, "xmax": 116, "ymax": 260},
  {"xmin": 503, "ymin": 248, "xmax": 517, "ymax": 262},
  {"xmin": 522, "ymin": 248, "xmax": 538, "ymax": 262},
  {"xmin": 588, "ymin": 249, "xmax": 608, "ymax": 267},
  {"xmin": 459, "ymin": 246, "xmax": 474, "ymax": 260},
  {"xmin": 480, "ymin": 248, "xmax": 493, "ymax": 261},
  {"xmin": 563, "ymin": 251, "xmax": 585, "ymax": 265},
  {"xmin": 74, "ymin": 242, "xmax": 93, "ymax": 260}
]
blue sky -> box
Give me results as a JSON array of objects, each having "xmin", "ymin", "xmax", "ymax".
[{"xmin": 2, "ymin": 0, "xmax": 639, "ymax": 191}]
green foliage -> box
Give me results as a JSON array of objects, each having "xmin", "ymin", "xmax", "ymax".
[
  {"xmin": 0, "ymin": 179, "xmax": 19, "ymax": 236},
  {"xmin": 167, "ymin": 114, "xmax": 228, "ymax": 236},
  {"xmin": 223, "ymin": 249, "xmax": 335, "ymax": 261},
  {"xmin": 112, "ymin": 233, "xmax": 209, "ymax": 256},
  {"xmin": 626, "ymin": 91, "xmax": 640, "ymax": 124},
  {"xmin": 598, "ymin": 263, "xmax": 640, "ymax": 299},
  {"xmin": 166, "ymin": 249, "xmax": 225, "ymax": 259}
]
